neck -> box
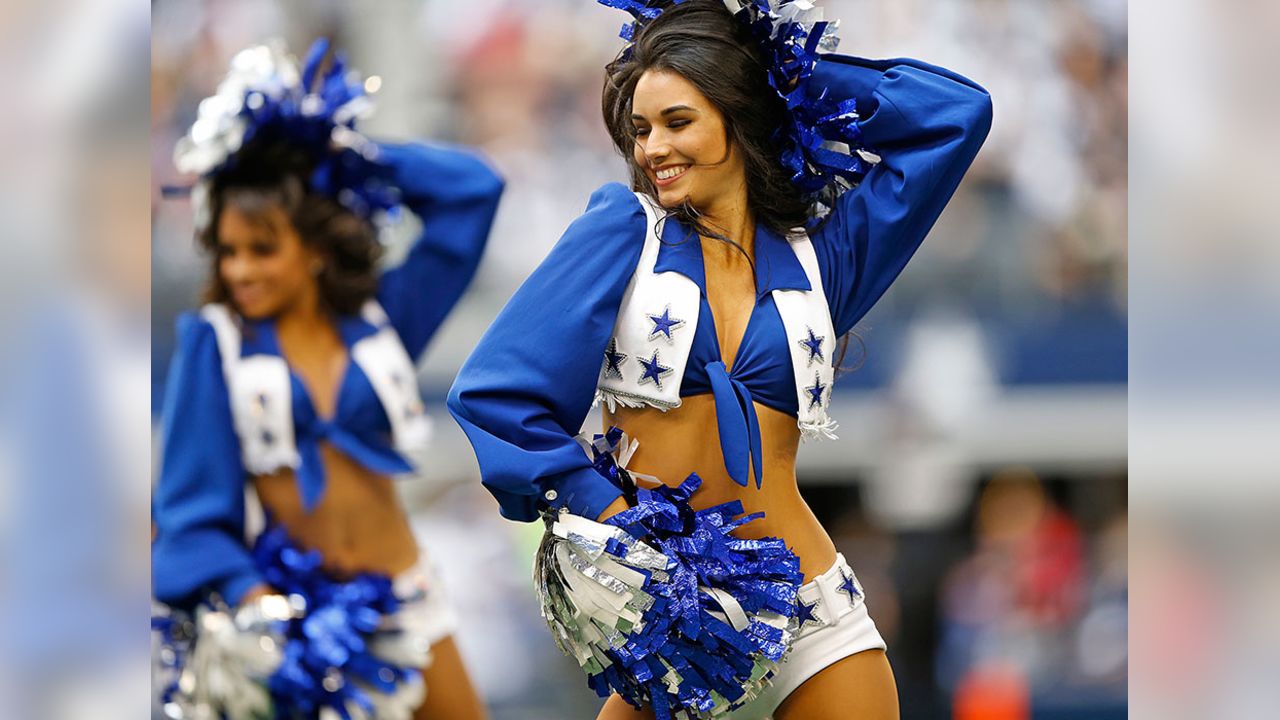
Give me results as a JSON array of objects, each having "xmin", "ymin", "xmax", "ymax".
[
  {"xmin": 275, "ymin": 291, "xmax": 328, "ymax": 334},
  {"xmin": 698, "ymin": 181, "xmax": 754, "ymax": 256}
]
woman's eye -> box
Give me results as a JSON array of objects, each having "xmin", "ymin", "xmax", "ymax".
[
  {"xmin": 250, "ymin": 242, "xmax": 277, "ymax": 256},
  {"xmin": 668, "ymin": 119, "xmax": 691, "ymax": 129},
  {"xmin": 634, "ymin": 127, "xmax": 650, "ymax": 137}
]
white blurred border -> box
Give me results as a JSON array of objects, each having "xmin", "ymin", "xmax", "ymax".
[{"xmin": 1131, "ymin": 0, "xmax": 1280, "ymax": 717}]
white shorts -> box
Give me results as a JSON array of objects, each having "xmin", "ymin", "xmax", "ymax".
[
  {"xmin": 391, "ymin": 549, "xmax": 459, "ymax": 650},
  {"xmin": 728, "ymin": 554, "xmax": 887, "ymax": 719}
]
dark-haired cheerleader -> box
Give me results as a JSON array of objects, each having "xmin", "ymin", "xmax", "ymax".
[
  {"xmin": 152, "ymin": 39, "xmax": 501, "ymax": 720},
  {"xmin": 447, "ymin": 2, "xmax": 991, "ymax": 719}
]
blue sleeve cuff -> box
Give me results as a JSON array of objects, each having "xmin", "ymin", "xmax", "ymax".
[
  {"xmin": 809, "ymin": 55, "xmax": 892, "ymax": 108},
  {"xmin": 374, "ymin": 140, "xmax": 504, "ymax": 207},
  {"xmin": 219, "ymin": 572, "xmax": 265, "ymax": 607},
  {"xmin": 542, "ymin": 467, "xmax": 624, "ymax": 520}
]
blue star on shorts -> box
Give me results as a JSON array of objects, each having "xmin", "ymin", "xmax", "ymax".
[
  {"xmin": 838, "ymin": 570, "xmax": 860, "ymax": 601},
  {"xmin": 796, "ymin": 597, "xmax": 821, "ymax": 630}
]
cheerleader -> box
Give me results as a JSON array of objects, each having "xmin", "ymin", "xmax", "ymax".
[
  {"xmin": 447, "ymin": 2, "xmax": 991, "ymax": 719},
  {"xmin": 152, "ymin": 39, "xmax": 501, "ymax": 719}
]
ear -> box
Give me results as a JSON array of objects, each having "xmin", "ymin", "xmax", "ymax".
[{"xmin": 304, "ymin": 246, "xmax": 326, "ymax": 277}]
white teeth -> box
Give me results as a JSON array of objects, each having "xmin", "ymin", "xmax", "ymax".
[{"xmin": 656, "ymin": 166, "xmax": 687, "ymax": 180}]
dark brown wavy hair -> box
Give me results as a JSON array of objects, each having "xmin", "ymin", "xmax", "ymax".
[
  {"xmin": 602, "ymin": 0, "xmax": 813, "ymax": 243},
  {"xmin": 602, "ymin": 0, "xmax": 864, "ymax": 368},
  {"xmin": 197, "ymin": 139, "xmax": 381, "ymax": 317}
]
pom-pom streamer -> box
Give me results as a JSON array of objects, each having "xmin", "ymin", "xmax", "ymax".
[
  {"xmin": 535, "ymin": 429, "xmax": 803, "ymax": 719},
  {"xmin": 152, "ymin": 525, "xmax": 431, "ymax": 720}
]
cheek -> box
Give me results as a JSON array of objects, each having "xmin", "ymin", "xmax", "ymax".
[
  {"xmin": 272, "ymin": 256, "xmax": 313, "ymax": 291},
  {"xmin": 691, "ymin": 127, "xmax": 726, "ymax": 163}
]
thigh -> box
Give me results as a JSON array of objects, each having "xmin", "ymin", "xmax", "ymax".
[
  {"xmin": 774, "ymin": 649, "xmax": 899, "ymax": 720},
  {"xmin": 414, "ymin": 636, "xmax": 488, "ymax": 720},
  {"xmin": 596, "ymin": 694, "xmax": 655, "ymax": 720}
]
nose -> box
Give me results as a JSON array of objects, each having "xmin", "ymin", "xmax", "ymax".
[
  {"xmin": 644, "ymin": 130, "xmax": 671, "ymax": 168},
  {"xmin": 221, "ymin": 253, "xmax": 254, "ymax": 285}
]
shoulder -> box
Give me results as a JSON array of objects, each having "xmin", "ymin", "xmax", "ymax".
[
  {"xmin": 173, "ymin": 304, "xmax": 235, "ymax": 361},
  {"xmin": 583, "ymin": 182, "xmax": 647, "ymax": 219},
  {"xmin": 555, "ymin": 182, "xmax": 649, "ymax": 255},
  {"xmin": 175, "ymin": 308, "xmax": 212, "ymax": 342}
]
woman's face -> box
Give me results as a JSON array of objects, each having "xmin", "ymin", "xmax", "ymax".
[
  {"xmin": 631, "ymin": 68, "xmax": 746, "ymax": 211},
  {"xmin": 216, "ymin": 201, "xmax": 321, "ymax": 320}
]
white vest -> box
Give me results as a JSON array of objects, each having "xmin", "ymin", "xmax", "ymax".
[
  {"xmin": 200, "ymin": 302, "xmax": 432, "ymax": 476},
  {"xmin": 594, "ymin": 193, "xmax": 839, "ymax": 440}
]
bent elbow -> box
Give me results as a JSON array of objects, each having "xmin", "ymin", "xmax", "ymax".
[
  {"xmin": 445, "ymin": 377, "xmax": 469, "ymax": 424},
  {"xmin": 969, "ymin": 89, "xmax": 994, "ymax": 143}
]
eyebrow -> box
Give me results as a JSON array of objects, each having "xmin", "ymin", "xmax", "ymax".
[{"xmin": 631, "ymin": 104, "xmax": 700, "ymax": 121}]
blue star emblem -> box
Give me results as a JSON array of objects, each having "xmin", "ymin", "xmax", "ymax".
[
  {"xmin": 602, "ymin": 337, "xmax": 627, "ymax": 380},
  {"xmin": 805, "ymin": 372, "xmax": 826, "ymax": 409},
  {"xmin": 796, "ymin": 597, "xmax": 820, "ymax": 630},
  {"xmin": 838, "ymin": 570, "xmax": 860, "ymax": 601},
  {"xmin": 646, "ymin": 305, "xmax": 685, "ymax": 343},
  {"xmin": 798, "ymin": 327, "xmax": 825, "ymax": 367},
  {"xmin": 636, "ymin": 349, "xmax": 673, "ymax": 388}
]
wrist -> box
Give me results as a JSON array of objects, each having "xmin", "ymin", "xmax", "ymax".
[{"xmin": 595, "ymin": 495, "xmax": 631, "ymax": 523}]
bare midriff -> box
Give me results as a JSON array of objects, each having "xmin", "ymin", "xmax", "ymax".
[
  {"xmin": 605, "ymin": 395, "xmax": 837, "ymax": 583},
  {"xmin": 252, "ymin": 443, "xmax": 420, "ymax": 580}
]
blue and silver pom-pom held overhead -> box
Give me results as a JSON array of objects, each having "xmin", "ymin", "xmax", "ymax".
[
  {"xmin": 600, "ymin": 0, "xmax": 882, "ymax": 214},
  {"xmin": 536, "ymin": 429, "xmax": 804, "ymax": 719},
  {"xmin": 170, "ymin": 37, "xmax": 402, "ymax": 233},
  {"xmin": 153, "ymin": 525, "xmax": 431, "ymax": 720}
]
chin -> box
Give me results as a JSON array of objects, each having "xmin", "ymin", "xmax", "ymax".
[
  {"xmin": 656, "ymin": 186, "xmax": 692, "ymax": 209},
  {"xmin": 232, "ymin": 299, "xmax": 280, "ymax": 320}
]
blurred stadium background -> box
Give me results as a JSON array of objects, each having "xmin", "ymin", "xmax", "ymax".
[{"xmin": 151, "ymin": 1, "xmax": 1127, "ymax": 718}]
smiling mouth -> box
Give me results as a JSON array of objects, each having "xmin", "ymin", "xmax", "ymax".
[
  {"xmin": 232, "ymin": 286, "xmax": 265, "ymax": 304},
  {"xmin": 653, "ymin": 165, "xmax": 689, "ymax": 185}
]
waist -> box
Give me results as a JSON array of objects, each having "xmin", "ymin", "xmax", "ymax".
[
  {"xmin": 252, "ymin": 444, "xmax": 419, "ymax": 579},
  {"xmin": 604, "ymin": 395, "xmax": 836, "ymax": 581}
]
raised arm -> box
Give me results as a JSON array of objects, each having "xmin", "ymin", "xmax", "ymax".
[
  {"xmin": 375, "ymin": 141, "xmax": 505, "ymax": 360},
  {"xmin": 809, "ymin": 55, "xmax": 993, "ymax": 336},
  {"xmin": 447, "ymin": 183, "xmax": 646, "ymax": 522},
  {"xmin": 151, "ymin": 313, "xmax": 261, "ymax": 609}
]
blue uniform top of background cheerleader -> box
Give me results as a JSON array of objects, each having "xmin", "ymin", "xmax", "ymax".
[
  {"xmin": 151, "ymin": 142, "xmax": 503, "ymax": 610},
  {"xmin": 447, "ymin": 54, "xmax": 993, "ymax": 523}
]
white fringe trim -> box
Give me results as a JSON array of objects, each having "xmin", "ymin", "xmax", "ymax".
[
  {"xmin": 799, "ymin": 414, "xmax": 839, "ymax": 442},
  {"xmin": 241, "ymin": 451, "xmax": 301, "ymax": 478},
  {"xmin": 592, "ymin": 388, "xmax": 679, "ymax": 414}
]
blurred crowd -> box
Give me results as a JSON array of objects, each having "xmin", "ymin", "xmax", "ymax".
[
  {"xmin": 151, "ymin": 1, "xmax": 1127, "ymax": 718},
  {"xmin": 153, "ymin": 0, "xmax": 1128, "ymax": 376}
]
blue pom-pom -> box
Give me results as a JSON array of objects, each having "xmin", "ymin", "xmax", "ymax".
[
  {"xmin": 252, "ymin": 525, "xmax": 422, "ymax": 719},
  {"xmin": 537, "ymin": 430, "xmax": 803, "ymax": 719},
  {"xmin": 174, "ymin": 38, "xmax": 402, "ymax": 228}
]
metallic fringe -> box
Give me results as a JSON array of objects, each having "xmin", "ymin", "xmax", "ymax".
[{"xmin": 536, "ymin": 430, "xmax": 804, "ymax": 719}]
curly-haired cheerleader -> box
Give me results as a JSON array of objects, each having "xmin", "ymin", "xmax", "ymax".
[{"xmin": 152, "ymin": 39, "xmax": 502, "ymax": 720}]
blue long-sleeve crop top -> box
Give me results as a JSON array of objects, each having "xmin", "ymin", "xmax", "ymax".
[
  {"xmin": 447, "ymin": 54, "xmax": 992, "ymax": 523},
  {"xmin": 152, "ymin": 141, "xmax": 504, "ymax": 609}
]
